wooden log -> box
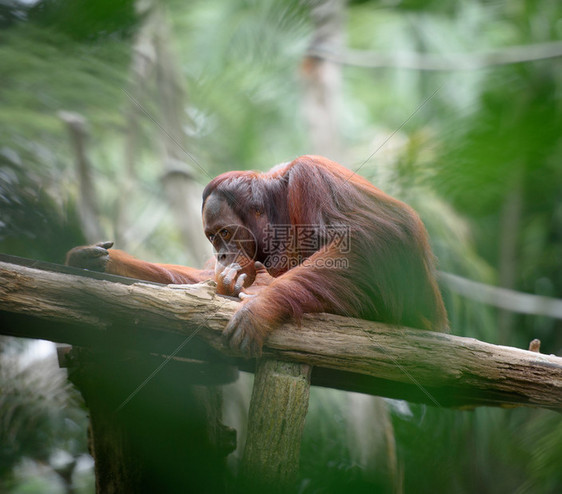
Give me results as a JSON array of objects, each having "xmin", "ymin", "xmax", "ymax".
[
  {"xmin": 241, "ymin": 359, "xmax": 312, "ymax": 491},
  {"xmin": 1, "ymin": 258, "xmax": 561, "ymax": 410}
]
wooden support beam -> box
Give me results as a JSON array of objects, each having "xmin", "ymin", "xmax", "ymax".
[{"xmin": 241, "ymin": 359, "xmax": 312, "ymax": 491}]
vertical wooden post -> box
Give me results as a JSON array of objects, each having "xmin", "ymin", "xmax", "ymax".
[
  {"xmin": 241, "ymin": 359, "xmax": 312, "ymax": 492},
  {"xmin": 59, "ymin": 347, "xmax": 236, "ymax": 494}
]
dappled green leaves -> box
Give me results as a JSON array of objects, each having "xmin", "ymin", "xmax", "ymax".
[{"xmin": 29, "ymin": 0, "xmax": 138, "ymax": 40}]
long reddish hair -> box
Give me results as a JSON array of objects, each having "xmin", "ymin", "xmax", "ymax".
[{"xmin": 203, "ymin": 155, "xmax": 447, "ymax": 332}]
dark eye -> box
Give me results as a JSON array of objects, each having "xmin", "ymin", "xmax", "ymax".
[
  {"xmin": 208, "ymin": 234, "xmax": 215, "ymax": 242},
  {"xmin": 219, "ymin": 229, "xmax": 229, "ymax": 238}
]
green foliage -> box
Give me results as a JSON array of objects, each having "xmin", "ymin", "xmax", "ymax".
[
  {"xmin": 168, "ymin": 0, "xmax": 311, "ymax": 174},
  {"xmin": 0, "ymin": 150, "xmax": 85, "ymax": 262},
  {"xmin": 392, "ymin": 405, "xmax": 562, "ymax": 494},
  {"xmin": 0, "ymin": 338, "xmax": 91, "ymax": 491},
  {"xmin": 1, "ymin": 0, "xmax": 561, "ymax": 492},
  {"xmin": 435, "ymin": 68, "xmax": 562, "ymax": 217},
  {"xmin": 30, "ymin": 0, "xmax": 138, "ymax": 40}
]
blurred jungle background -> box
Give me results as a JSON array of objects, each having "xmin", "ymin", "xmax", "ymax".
[{"xmin": 1, "ymin": 0, "xmax": 561, "ymax": 492}]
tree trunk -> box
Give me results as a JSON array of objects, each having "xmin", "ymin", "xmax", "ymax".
[
  {"xmin": 59, "ymin": 112, "xmax": 103, "ymax": 243},
  {"xmin": 152, "ymin": 5, "xmax": 211, "ymax": 266},
  {"xmin": 120, "ymin": 2, "xmax": 211, "ymax": 265},
  {"xmin": 301, "ymin": 0, "xmax": 346, "ymax": 161}
]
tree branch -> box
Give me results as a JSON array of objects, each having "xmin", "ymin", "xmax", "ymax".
[
  {"xmin": 440, "ymin": 271, "xmax": 562, "ymax": 320},
  {"xmin": 307, "ymin": 40, "xmax": 562, "ymax": 71},
  {"xmin": 0, "ymin": 256, "xmax": 560, "ymax": 410}
]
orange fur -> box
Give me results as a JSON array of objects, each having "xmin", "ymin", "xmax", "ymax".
[
  {"xmin": 67, "ymin": 155, "xmax": 447, "ymax": 356},
  {"xmin": 203, "ymin": 155, "xmax": 448, "ymax": 355},
  {"xmin": 105, "ymin": 249, "xmax": 213, "ymax": 284}
]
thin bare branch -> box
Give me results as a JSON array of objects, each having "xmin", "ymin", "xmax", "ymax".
[{"xmin": 307, "ymin": 40, "xmax": 562, "ymax": 71}]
